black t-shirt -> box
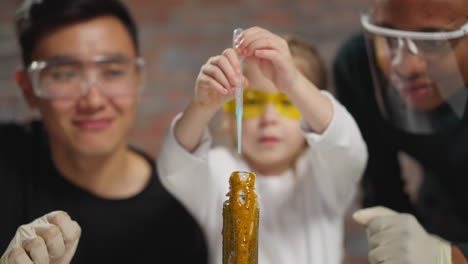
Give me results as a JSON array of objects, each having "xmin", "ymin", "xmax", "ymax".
[
  {"xmin": 333, "ymin": 32, "xmax": 468, "ymax": 246},
  {"xmin": 0, "ymin": 121, "xmax": 207, "ymax": 263}
]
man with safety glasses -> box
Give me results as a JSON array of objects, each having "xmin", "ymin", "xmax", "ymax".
[
  {"xmin": 0, "ymin": 0, "xmax": 207, "ymax": 263},
  {"xmin": 333, "ymin": 0, "xmax": 468, "ymax": 262}
]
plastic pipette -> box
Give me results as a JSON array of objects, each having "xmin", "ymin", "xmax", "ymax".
[{"xmin": 233, "ymin": 28, "xmax": 244, "ymax": 154}]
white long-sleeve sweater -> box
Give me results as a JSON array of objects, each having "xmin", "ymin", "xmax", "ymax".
[{"xmin": 157, "ymin": 91, "xmax": 368, "ymax": 264}]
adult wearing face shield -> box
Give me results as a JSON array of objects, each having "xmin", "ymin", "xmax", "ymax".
[{"xmin": 333, "ymin": 0, "xmax": 468, "ymax": 262}]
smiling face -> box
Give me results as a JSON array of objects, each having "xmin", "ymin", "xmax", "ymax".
[
  {"xmin": 372, "ymin": 0, "xmax": 468, "ymax": 111},
  {"xmin": 17, "ymin": 16, "xmax": 141, "ymax": 157},
  {"xmin": 226, "ymin": 60, "xmax": 306, "ymax": 176}
]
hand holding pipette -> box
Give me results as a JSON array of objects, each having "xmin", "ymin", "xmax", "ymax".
[
  {"xmin": 234, "ymin": 26, "xmax": 333, "ymax": 133},
  {"xmin": 176, "ymin": 26, "xmax": 325, "ymax": 155},
  {"xmin": 174, "ymin": 36, "xmax": 244, "ymax": 152},
  {"xmin": 233, "ymin": 26, "xmax": 301, "ymax": 95},
  {"xmin": 191, "ymin": 48, "xmax": 242, "ymax": 110}
]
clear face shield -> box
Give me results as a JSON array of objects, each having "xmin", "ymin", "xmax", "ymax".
[{"xmin": 361, "ymin": 13, "xmax": 468, "ymax": 134}]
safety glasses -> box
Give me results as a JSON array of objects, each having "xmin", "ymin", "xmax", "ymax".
[
  {"xmin": 28, "ymin": 55, "xmax": 145, "ymax": 100},
  {"xmin": 223, "ymin": 89, "xmax": 301, "ymax": 119}
]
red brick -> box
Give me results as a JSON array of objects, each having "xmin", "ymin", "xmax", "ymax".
[{"xmin": 249, "ymin": 9, "xmax": 297, "ymax": 26}]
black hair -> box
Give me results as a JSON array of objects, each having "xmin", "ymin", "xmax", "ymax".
[{"xmin": 15, "ymin": 0, "xmax": 139, "ymax": 67}]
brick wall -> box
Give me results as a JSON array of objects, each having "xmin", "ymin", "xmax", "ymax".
[{"xmin": 0, "ymin": 0, "xmax": 372, "ymax": 263}]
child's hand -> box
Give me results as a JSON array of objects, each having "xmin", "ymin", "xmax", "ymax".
[
  {"xmin": 234, "ymin": 26, "xmax": 302, "ymax": 95},
  {"xmin": 193, "ymin": 48, "xmax": 242, "ymax": 111}
]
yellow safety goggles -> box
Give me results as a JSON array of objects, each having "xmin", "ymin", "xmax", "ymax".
[{"xmin": 223, "ymin": 89, "xmax": 301, "ymax": 119}]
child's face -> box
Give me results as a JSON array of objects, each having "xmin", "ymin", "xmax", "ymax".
[{"xmin": 228, "ymin": 61, "xmax": 306, "ymax": 174}]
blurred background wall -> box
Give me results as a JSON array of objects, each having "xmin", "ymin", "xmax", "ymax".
[{"xmin": 0, "ymin": 0, "xmax": 373, "ymax": 263}]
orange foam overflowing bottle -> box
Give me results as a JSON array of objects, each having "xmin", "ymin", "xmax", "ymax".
[{"xmin": 222, "ymin": 171, "xmax": 259, "ymax": 264}]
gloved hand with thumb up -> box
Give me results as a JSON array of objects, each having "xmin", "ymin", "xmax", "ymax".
[{"xmin": 353, "ymin": 206, "xmax": 452, "ymax": 264}]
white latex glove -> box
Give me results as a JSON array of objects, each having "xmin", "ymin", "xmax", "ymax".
[
  {"xmin": 0, "ymin": 211, "xmax": 81, "ymax": 264},
  {"xmin": 353, "ymin": 206, "xmax": 452, "ymax": 264}
]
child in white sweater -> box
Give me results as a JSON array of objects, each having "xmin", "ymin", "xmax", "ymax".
[{"xmin": 157, "ymin": 26, "xmax": 367, "ymax": 264}]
